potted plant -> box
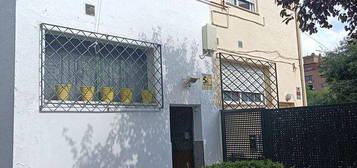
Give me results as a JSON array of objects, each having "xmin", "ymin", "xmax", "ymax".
[
  {"xmin": 55, "ymin": 84, "xmax": 72, "ymax": 101},
  {"xmin": 80, "ymin": 86, "xmax": 95, "ymax": 101},
  {"xmin": 120, "ymin": 88, "xmax": 133, "ymax": 103},
  {"xmin": 100, "ymin": 87, "xmax": 115, "ymax": 102},
  {"xmin": 141, "ymin": 89, "xmax": 154, "ymax": 104}
]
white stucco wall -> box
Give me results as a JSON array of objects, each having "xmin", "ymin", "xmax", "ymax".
[
  {"xmin": 14, "ymin": 0, "xmax": 222, "ymax": 168},
  {"xmin": 0, "ymin": 0, "xmax": 16, "ymax": 167}
]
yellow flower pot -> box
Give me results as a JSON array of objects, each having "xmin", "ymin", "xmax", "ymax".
[
  {"xmin": 80, "ymin": 86, "xmax": 95, "ymax": 101},
  {"xmin": 141, "ymin": 90, "xmax": 153, "ymax": 104},
  {"xmin": 100, "ymin": 87, "xmax": 115, "ymax": 102},
  {"xmin": 120, "ymin": 88, "xmax": 133, "ymax": 103},
  {"xmin": 55, "ymin": 84, "xmax": 72, "ymax": 101}
]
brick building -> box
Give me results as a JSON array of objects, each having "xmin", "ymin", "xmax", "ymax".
[{"xmin": 303, "ymin": 53, "xmax": 327, "ymax": 91}]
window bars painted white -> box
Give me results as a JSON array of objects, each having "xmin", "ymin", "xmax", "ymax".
[
  {"xmin": 40, "ymin": 23, "xmax": 163, "ymax": 112},
  {"xmin": 219, "ymin": 53, "xmax": 279, "ymax": 110}
]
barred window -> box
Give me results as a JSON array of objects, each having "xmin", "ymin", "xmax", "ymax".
[
  {"xmin": 40, "ymin": 24, "xmax": 163, "ymax": 112},
  {"xmin": 222, "ymin": 63, "xmax": 265, "ymax": 105},
  {"xmin": 219, "ymin": 53, "xmax": 279, "ymax": 110}
]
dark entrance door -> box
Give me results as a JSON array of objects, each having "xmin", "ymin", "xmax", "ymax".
[{"xmin": 170, "ymin": 107, "xmax": 195, "ymax": 168}]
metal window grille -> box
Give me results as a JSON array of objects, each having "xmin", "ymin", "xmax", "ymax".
[
  {"xmin": 40, "ymin": 23, "xmax": 163, "ymax": 112},
  {"xmin": 219, "ymin": 53, "xmax": 279, "ymax": 110}
]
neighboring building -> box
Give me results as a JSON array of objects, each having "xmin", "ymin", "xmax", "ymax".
[
  {"xmin": 303, "ymin": 53, "xmax": 327, "ymax": 91},
  {"xmin": 0, "ymin": 0, "xmax": 305, "ymax": 168}
]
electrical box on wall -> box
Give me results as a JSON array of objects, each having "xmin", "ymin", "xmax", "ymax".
[{"xmin": 202, "ymin": 24, "xmax": 217, "ymax": 52}]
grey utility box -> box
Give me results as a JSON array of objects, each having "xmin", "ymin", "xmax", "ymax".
[{"xmin": 202, "ymin": 24, "xmax": 217, "ymax": 52}]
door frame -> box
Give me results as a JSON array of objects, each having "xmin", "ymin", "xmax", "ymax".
[{"xmin": 169, "ymin": 105, "xmax": 205, "ymax": 168}]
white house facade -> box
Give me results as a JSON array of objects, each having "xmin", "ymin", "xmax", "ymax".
[{"xmin": 0, "ymin": 0, "xmax": 305, "ymax": 168}]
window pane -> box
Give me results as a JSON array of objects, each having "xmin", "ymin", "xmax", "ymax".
[
  {"xmin": 238, "ymin": 1, "xmax": 250, "ymax": 10},
  {"xmin": 241, "ymin": 92, "xmax": 263, "ymax": 103},
  {"xmin": 304, "ymin": 66, "xmax": 313, "ymax": 71},
  {"xmin": 223, "ymin": 91, "xmax": 240, "ymax": 102},
  {"xmin": 253, "ymin": 93, "xmax": 263, "ymax": 102},
  {"xmin": 238, "ymin": 0, "xmax": 255, "ymax": 12},
  {"xmin": 222, "ymin": 63, "xmax": 264, "ymax": 93},
  {"xmin": 44, "ymin": 34, "xmax": 150, "ymax": 103},
  {"xmin": 226, "ymin": 0, "xmax": 236, "ymax": 5},
  {"xmin": 241, "ymin": 92, "xmax": 250, "ymax": 102},
  {"xmin": 305, "ymin": 75, "xmax": 313, "ymax": 83}
]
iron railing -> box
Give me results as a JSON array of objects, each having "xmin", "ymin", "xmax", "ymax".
[
  {"xmin": 218, "ymin": 53, "xmax": 279, "ymax": 110},
  {"xmin": 40, "ymin": 23, "xmax": 163, "ymax": 112}
]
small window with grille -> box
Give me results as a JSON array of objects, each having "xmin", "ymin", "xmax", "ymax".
[
  {"xmin": 40, "ymin": 23, "xmax": 163, "ymax": 112},
  {"xmin": 222, "ymin": 63, "xmax": 266, "ymax": 106},
  {"xmin": 219, "ymin": 53, "xmax": 279, "ymax": 110}
]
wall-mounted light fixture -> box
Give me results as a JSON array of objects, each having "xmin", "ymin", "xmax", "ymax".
[
  {"xmin": 285, "ymin": 93, "xmax": 293, "ymax": 102},
  {"xmin": 183, "ymin": 76, "xmax": 199, "ymax": 88}
]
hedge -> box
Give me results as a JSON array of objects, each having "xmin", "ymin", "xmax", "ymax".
[{"xmin": 203, "ymin": 160, "xmax": 284, "ymax": 168}]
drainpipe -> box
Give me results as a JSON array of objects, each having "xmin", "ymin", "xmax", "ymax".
[{"xmin": 295, "ymin": 12, "xmax": 307, "ymax": 106}]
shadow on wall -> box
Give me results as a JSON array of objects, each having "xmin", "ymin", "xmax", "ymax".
[
  {"xmin": 62, "ymin": 112, "xmax": 169, "ymax": 168},
  {"xmin": 61, "ymin": 27, "xmax": 211, "ymax": 168},
  {"xmin": 140, "ymin": 27, "xmax": 211, "ymax": 104}
]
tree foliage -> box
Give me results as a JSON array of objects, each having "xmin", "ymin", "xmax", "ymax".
[
  {"xmin": 318, "ymin": 40, "xmax": 357, "ymax": 104},
  {"xmin": 306, "ymin": 88, "xmax": 330, "ymax": 106},
  {"xmin": 276, "ymin": 0, "xmax": 357, "ymax": 39}
]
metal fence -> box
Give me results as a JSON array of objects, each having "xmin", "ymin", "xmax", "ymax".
[
  {"xmin": 40, "ymin": 23, "xmax": 163, "ymax": 112},
  {"xmin": 221, "ymin": 108, "xmax": 265, "ymax": 161},
  {"xmin": 218, "ymin": 53, "xmax": 279, "ymax": 110},
  {"xmin": 221, "ymin": 103, "xmax": 357, "ymax": 168}
]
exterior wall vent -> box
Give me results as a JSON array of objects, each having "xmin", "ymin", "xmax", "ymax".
[
  {"xmin": 238, "ymin": 40, "xmax": 243, "ymax": 48},
  {"xmin": 85, "ymin": 4, "xmax": 95, "ymax": 16}
]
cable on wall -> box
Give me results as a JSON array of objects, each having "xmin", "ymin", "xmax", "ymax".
[
  {"xmin": 94, "ymin": 0, "xmax": 103, "ymax": 33},
  {"xmin": 217, "ymin": 48, "xmax": 299, "ymax": 71},
  {"xmin": 233, "ymin": 50, "xmax": 299, "ymax": 61},
  {"xmin": 218, "ymin": 48, "xmax": 299, "ymax": 63},
  {"xmin": 90, "ymin": 0, "xmax": 103, "ymax": 54}
]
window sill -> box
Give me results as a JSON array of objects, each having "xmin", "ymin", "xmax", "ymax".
[
  {"xmin": 40, "ymin": 100, "xmax": 161, "ymax": 113},
  {"xmin": 223, "ymin": 103, "xmax": 267, "ymax": 110},
  {"xmin": 226, "ymin": 2, "xmax": 260, "ymax": 16},
  {"xmin": 224, "ymin": 100, "xmax": 265, "ymax": 106}
]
